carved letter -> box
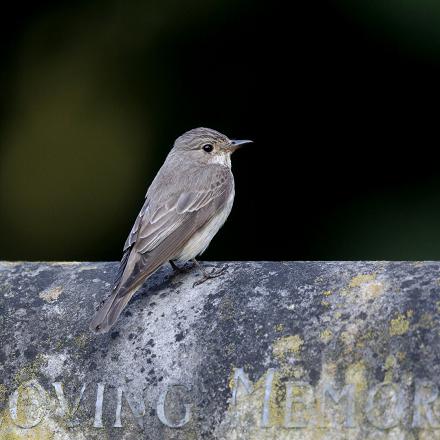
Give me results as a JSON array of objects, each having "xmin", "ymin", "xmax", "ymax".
[
  {"xmin": 9, "ymin": 380, "xmax": 48, "ymax": 429},
  {"xmin": 93, "ymin": 383, "xmax": 105, "ymax": 428},
  {"xmin": 261, "ymin": 369, "xmax": 275, "ymax": 428},
  {"xmin": 412, "ymin": 379, "xmax": 440, "ymax": 428},
  {"xmin": 113, "ymin": 386, "xmax": 145, "ymax": 429},
  {"xmin": 157, "ymin": 384, "xmax": 192, "ymax": 428},
  {"xmin": 231, "ymin": 368, "xmax": 254, "ymax": 405},
  {"xmin": 366, "ymin": 383, "xmax": 404, "ymax": 430},
  {"xmin": 321, "ymin": 383, "xmax": 356, "ymax": 428},
  {"xmin": 52, "ymin": 382, "xmax": 86, "ymax": 424},
  {"xmin": 284, "ymin": 381, "xmax": 314, "ymax": 428}
]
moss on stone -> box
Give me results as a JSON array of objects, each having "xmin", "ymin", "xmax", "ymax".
[
  {"xmin": 389, "ymin": 312, "xmax": 411, "ymax": 336},
  {"xmin": 320, "ymin": 329, "xmax": 333, "ymax": 344},
  {"xmin": 273, "ymin": 335, "xmax": 304, "ymax": 361},
  {"xmin": 13, "ymin": 355, "xmax": 46, "ymax": 386},
  {"xmin": 349, "ymin": 274, "xmax": 376, "ymax": 288}
]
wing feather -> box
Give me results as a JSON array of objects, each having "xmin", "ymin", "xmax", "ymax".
[{"xmin": 115, "ymin": 165, "xmax": 232, "ymax": 288}]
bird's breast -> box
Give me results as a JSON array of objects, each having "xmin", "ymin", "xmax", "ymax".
[{"xmin": 175, "ymin": 189, "xmax": 235, "ymax": 262}]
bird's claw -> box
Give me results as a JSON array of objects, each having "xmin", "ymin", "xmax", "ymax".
[
  {"xmin": 170, "ymin": 260, "xmax": 194, "ymax": 275},
  {"xmin": 192, "ymin": 265, "xmax": 228, "ymax": 287}
]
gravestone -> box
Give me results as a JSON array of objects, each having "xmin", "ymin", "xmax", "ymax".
[{"xmin": 1, "ymin": 261, "xmax": 440, "ymax": 439}]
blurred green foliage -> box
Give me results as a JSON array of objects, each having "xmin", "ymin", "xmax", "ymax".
[
  {"xmin": 336, "ymin": 0, "xmax": 440, "ymax": 58},
  {"xmin": 2, "ymin": 0, "xmax": 440, "ymax": 261},
  {"xmin": 0, "ymin": 0, "xmax": 241, "ymax": 260}
]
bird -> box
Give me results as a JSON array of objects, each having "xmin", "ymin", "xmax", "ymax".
[{"xmin": 89, "ymin": 127, "xmax": 252, "ymax": 334}]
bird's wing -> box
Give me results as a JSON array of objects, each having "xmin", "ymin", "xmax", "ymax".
[
  {"xmin": 90, "ymin": 165, "xmax": 233, "ymax": 333},
  {"xmin": 116, "ymin": 165, "xmax": 231, "ymax": 286}
]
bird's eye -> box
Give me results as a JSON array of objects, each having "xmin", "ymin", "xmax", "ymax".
[{"xmin": 202, "ymin": 144, "xmax": 213, "ymax": 153}]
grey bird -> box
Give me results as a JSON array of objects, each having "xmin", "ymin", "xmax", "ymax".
[{"xmin": 89, "ymin": 127, "xmax": 252, "ymax": 334}]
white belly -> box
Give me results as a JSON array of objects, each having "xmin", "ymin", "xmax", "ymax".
[{"xmin": 176, "ymin": 191, "xmax": 235, "ymax": 262}]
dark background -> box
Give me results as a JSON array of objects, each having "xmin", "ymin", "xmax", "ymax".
[{"xmin": 1, "ymin": 0, "xmax": 440, "ymax": 261}]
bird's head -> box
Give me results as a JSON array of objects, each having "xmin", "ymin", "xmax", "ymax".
[{"xmin": 172, "ymin": 127, "xmax": 252, "ymax": 167}]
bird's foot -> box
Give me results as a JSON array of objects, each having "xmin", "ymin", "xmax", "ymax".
[
  {"xmin": 192, "ymin": 262, "xmax": 228, "ymax": 287},
  {"xmin": 169, "ymin": 260, "xmax": 183, "ymax": 274},
  {"xmin": 169, "ymin": 260, "xmax": 193, "ymax": 274},
  {"xmin": 169, "ymin": 260, "xmax": 196, "ymax": 280}
]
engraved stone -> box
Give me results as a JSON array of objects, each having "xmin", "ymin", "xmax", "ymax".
[
  {"xmin": 156, "ymin": 384, "xmax": 192, "ymax": 428},
  {"xmin": 93, "ymin": 383, "xmax": 105, "ymax": 428},
  {"xmin": 9, "ymin": 381, "xmax": 49, "ymax": 429},
  {"xmin": 1, "ymin": 261, "xmax": 440, "ymax": 439},
  {"xmin": 412, "ymin": 379, "xmax": 440, "ymax": 428},
  {"xmin": 365, "ymin": 382, "xmax": 405, "ymax": 429},
  {"xmin": 321, "ymin": 383, "xmax": 356, "ymax": 428},
  {"xmin": 52, "ymin": 382, "xmax": 86, "ymax": 422},
  {"xmin": 284, "ymin": 381, "xmax": 314, "ymax": 428},
  {"xmin": 113, "ymin": 386, "xmax": 145, "ymax": 429},
  {"xmin": 260, "ymin": 368, "xmax": 275, "ymax": 427}
]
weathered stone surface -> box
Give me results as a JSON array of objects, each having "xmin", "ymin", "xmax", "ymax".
[{"xmin": 1, "ymin": 261, "xmax": 440, "ymax": 439}]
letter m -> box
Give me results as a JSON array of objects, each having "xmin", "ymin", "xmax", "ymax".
[{"xmin": 322, "ymin": 383, "xmax": 356, "ymax": 428}]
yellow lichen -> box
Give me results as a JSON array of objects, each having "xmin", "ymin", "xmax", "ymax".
[
  {"xmin": 360, "ymin": 281, "xmax": 384, "ymax": 299},
  {"xmin": 321, "ymin": 361, "xmax": 337, "ymax": 378},
  {"xmin": 396, "ymin": 351, "xmax": 406, "ymax": 362},
  {"xmin": 292, "ymin": 366, "xmax": 305, "ymax": 379},
  {"xmin": 384, "ymin": 355, "xmax": 396, "ymax": 382},
  {"xmin": 268, "ymin": 372, "xmax": 287, "ymax": 427},
  {"xmin": 274, "ymin": 323, "xmax": 284, "ymax": 332},
  {"xmin": 54, "ymin": 339, "xmax": 64, "ymax": 350},
  {"xmin": 0, "ymin": 381, "xmax": 55, "ymax": 440},
  {"xmin": 322, "ymin": 290, "xmax": 332, "ymax": 297},
  {"xmin": 362, "ymin": 329, "xmax": 375, "ymax": 341},
  {"xmin": 346, "ymin": 273, "xmax": 385, "ymax": 301},
  {"xmin": 273, "ymin": 335, "xmax": 304, "ymax": 361},
  {"xmin": 0, "ymin": 384, "xmax": 87, "ymax": 439},
  {"xmin": 345, "ymin": 360, "xmax": 367, "ymax": 393},
  {"xmin": 339, "ymin": 323, "xmax": 359, "ymax": 349},
  {"xmin": 223, "ymin": 369, "xmax": 319, "ymax": 436},
  {"xmin": 320, "ymin": 329, "xmax": 333, "ymax": 344},
  {"xmin": 14, "ymin": 355, "xmax": 46, "ymax": 386},
  {"xmin": 349, "ymin": 274, "xmax": 376, "ymax": 288},
  {"xmin": 38, "ymin": 286, "xmax": 63, "ymax": 303},
  {"xmin": 218, "ymin": 360, "xmax": 386, "ymax": 438},
  {"xmin": 74, "ymin": 333, "xmax": 89, "ymax": 349},
  {"xmin": 389, "ymin": 312, "xmax": 411, "ymax": 336},
  {"xmin": 0, "ymin": 421, "xmax": 54, "ymax": 440},
  {"xmin": 354, "ymin": 337, "xmax": 364, "ymax": 348},
  {"xmin": 228, "ymin": 368, "xmax": 236, "ymax": 391}
]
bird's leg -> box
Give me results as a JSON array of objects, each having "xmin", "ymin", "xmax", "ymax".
[
  {"xmin": 169, "ymin": 260, "xmax": 183, "ymax": 273},
  {"xmin": 192, "ymin": 259, "xmax": 228, "ymax": 287},
  {"xmin": 169, "ymin": 259, "xmax": 194, "ymax": 274}
]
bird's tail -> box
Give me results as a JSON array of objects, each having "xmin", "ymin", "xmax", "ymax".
[{"xmin": 89, "ymin": 277, "xmax": 146, "ymax": 334}]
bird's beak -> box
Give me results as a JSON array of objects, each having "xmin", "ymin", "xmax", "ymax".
[{"xmin": 228, "ymin": 139, "xmax": 253, "ymax": 153}]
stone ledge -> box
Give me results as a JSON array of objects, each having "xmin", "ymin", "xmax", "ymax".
[{"xmin": 0, "ymin": 261, "xmax": 440, "ymax": 439}]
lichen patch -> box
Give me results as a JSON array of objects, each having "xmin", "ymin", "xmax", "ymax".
[
  {"xmin": 349, "ymin": 274, "xmax": 376, "ymax": 288},
  {"xmin": 320, "ymin": 329, "xmax": 333, "ymax": 344},
  {"xmin": 272, "ymin": 335, "xmax": 304, "ymax": 361},
  {"xmin": 39, "ymin": 287, "xmax": 63, "ymax": 303},
  {"xmin": 389, "ymin": 311, "xmax": 412, "ymax": 336}
]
